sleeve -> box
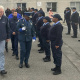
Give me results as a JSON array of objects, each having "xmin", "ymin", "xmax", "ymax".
[
  {"xmin": 75, "ymin": 13, "xmax": 79, "ymax": 23},
  {"xmin": 9, "ymin": 19, "xmax": 13, "ymax": 34},
  {"xmin": 16, "ymin": 20, "xmax": 21, "ymax": 31},
  {"xmin": 55, "ymin": 25, "xmax": 63, "ymax": 46},
  {"xmin": 6, "ymin": 18, "xmax": 10, "ymax": 39},
  {"xmin": 31, "ymin": 25, "xmax": 36, "ymax": 37}
]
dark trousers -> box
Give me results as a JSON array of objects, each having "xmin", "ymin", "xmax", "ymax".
[
  {"xmin": 66, "ymin": 20, "xmax": 71, "ymax": 34},
  {"xmin": 11, "ymin": 34, "xmax": 18, "ymax": 56},
  {"xmin": 42, "ymin": 38, "xmax": 51, "ymax": 57},
  {"xmin": 5, "ymin": 42, "xmax": 8, "ymax": 50},
  {"xmin": 37, "ymin": 31, "xmax": 44, "ymax": 49},
  {"xmin": 19, "ymin": 40, "xmax": 32, "ymax": 64},
  {"xmin": 51, "ymin": 41, "xmax": 63, "ymax": 67},
  {"xmin": 72, "ymin": 22, "xmax": 78, "ymax": 37}
]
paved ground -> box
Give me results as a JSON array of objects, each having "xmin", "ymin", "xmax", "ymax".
[{"xmin": 0, "ymin": 23, "xmax": 80, "ymax": 80}]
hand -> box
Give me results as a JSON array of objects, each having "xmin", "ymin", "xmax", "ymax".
[
  {"xmin": 55, "ymin": 46, "xmax": 59, "ymax": 49},
  {"xmin": 6, "ymin": 39, "xmax": 10, "ymax": 42},
  {"xmin": 46, "ymin": 40, "xmax": 50, "ymax": 42},
  {"xmin": 33, "ymin": 37, "xmax": 36, "ymax": 42},
  {"xmin": 12, "ymin": 32, "xmax": 16, "ymax": 35}
]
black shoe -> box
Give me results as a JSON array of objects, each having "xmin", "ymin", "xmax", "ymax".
[
  {"xmin": 19, "ymin": 64, "xmax": 23, "ymax": 68},
  {"xmin": 12, "ymin": 53, "xmax": 15, "ymax": 56},
  {"xmin": 43, "ymin": 58, "xmax": 51, "ymax": 62},
  {"xmin": 38, "ymin": 44, "xmax": 41, "ymax": 47},
  {"xmin": 71, "ymin": 36, "xmax": 77, "ymax": 38},
  {"xmin": 53, "ymin": 70, "xmax": 61, "ymax": 75},
  {"xmin": 38, "ymin": 49, "xmax": 43, "ymax": 51},
  {"xmin": 66, "ymin": 33, "xmax": 70, "ymax": 35},
  {"xmin": 39, "ymin": 50, "xmax": 44, "ymax": 53},
  {"xmin": 43, "ymin": 57, "xmax": 47, "ymax": 60},
  {"xmin": 25, "ymin": 63, "xmax": 30, "ymax": 68},
  {"xmin": 78, "ymin": 40, "xmax": 80, "ymax": 42},
  {"xmin": 51, "ymin": 67, "xmax": 57, "ymax": 71},
  {"xmin": 16, "ymin": 56, "xmax": 19, "ymax": 60},
  {"xmin": 1, "ymin": 70, "xmax": 7, "ymax": 75}
]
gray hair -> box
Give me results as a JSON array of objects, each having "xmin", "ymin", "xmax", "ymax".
[{"xmin": 0, "ymin": 5, "xmax": 4, "ymax": 11}]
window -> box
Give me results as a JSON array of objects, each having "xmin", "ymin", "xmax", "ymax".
[
  {"xmin": 17, "ymin": 3, "xmax": 26, "ymax": 10},
  {"xmin": 47, "ymin": 2, "xmax": 57, "ymax": 12},
  {"xmin": 70, "ymin": 2, "xmax": 80, "ymax": 11}
]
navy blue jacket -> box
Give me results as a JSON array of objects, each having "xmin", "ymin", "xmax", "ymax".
[
  {"xmin": 65, "ymin": 11, "xmax": 71, "ymax": 22},
  {"xmin": 9, "ymin": 17, "xmax": 18, "ymax": 34},
  {"xmin": 71, "ymin": 11, "xmax": 79, "ymax": 23},
  {"xmin": 40, "ymin": 23, "xmax": 51, "ymax": 40},
  {"xmin": 36, "ymin": 16, "xmax": 44, "ymax": 31},
  {"xmin": 17, "ymin": 18, "xmax": 35, "ymax": 41},
  {"xmin": 49, "ymin": 22, "xmax": 63, "ymax": 46},
  {"xmin": 32, "ymin": 13, "xmax": 38, "ymax": 25},
  {"xmin": 0, "ymin": 15, "xmax": 10, "ymax": 41}
]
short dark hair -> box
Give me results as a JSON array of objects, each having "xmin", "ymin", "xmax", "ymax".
[{"xmin": 12, "ymin": 10, "xmax": 17, "ymax": 13}]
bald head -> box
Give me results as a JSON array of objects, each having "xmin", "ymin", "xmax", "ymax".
[{"xmin": 0, "ymin": 5, "xmax": 4, "ymax": 17}]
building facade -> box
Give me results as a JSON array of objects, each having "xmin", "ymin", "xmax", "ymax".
[{"xmin": 0, "ymin": 0, "xmax": 80, "ymax": 18}]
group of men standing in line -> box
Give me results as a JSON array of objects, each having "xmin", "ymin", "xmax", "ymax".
[
  {"xmin": 64, "ymin": 7, "xmax": 79, "ymax": 39},
  {"xmin": 1, "ymin": 5, "xmax": 79, "ymax": 76}
]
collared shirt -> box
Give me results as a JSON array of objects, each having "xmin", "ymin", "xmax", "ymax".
[
  {"xmin": 73, "ymin": 11, "xmax": 77, "ymax": 14},
  {"xmin": 66, "ymin": 10, "xmax": 70, "ymax": 13},
  {"xmin": 38, "ymin": 16, "xmax": 43, "ymax": 21},
  {"xmin": 43, "ymin": 22, "xmax": 49, "ymax": 26},
  {"xmin": 53, "ymin": 21, "xmax": 60, "ymax": 26}
]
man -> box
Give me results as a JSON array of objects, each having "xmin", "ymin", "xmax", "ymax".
[
  {"xmin": 36, "ymin": 11, "xmax": 44, "ymax": 53},
  {"xmin": 65, "ymin": 7, "xmax": 71, "ymax": 35},
  {"xmin": 49, "ymin": 14, "xmax": 63, "ymax": 75},
  {"xmin": 8, "ymin": 9, "xmax": 22, "ymax": 19},
  {"xmin": 71, "ymin": 7, "xmax": 79, "ymax": 38},
  {"xmin": 0, "ymin": 5, "xmax": 10, "ymax": 75},
  {"xmin": 5, "ymin": 8, "xmax": 11, "ymax": 17},
  {"xmin": 16, "ymin": 7, "xmax": 22, "ymax": 16},
  {"xmin": 40, "ymin": 16, "xmax": 51, "ymax": 62},
  {"xmin": 9, "ymin": 10, "xmax": 19, "ymax": 60},
  {"xmin": 17, "ymin": 12, "xmax": 36, "ymax": 68},
  {"xmin": 32, "ymin": 9, "xmax": 38, "ymax": 36}
]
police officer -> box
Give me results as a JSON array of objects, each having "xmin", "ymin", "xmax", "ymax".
[
  {"xmin": 17, "ymin": 12, "xmax": 36, "ymax": 68},
  {"xmin": 32, "ymin": 9, "xmax": 38, "ymax": 36},
  {"xmin": 40, "ymin": 16, "xmax": 51, "ymax": 62},
  {"xmin": 65, "ymin": 7, "xmax": 71, "ymax": 35},
  {"xmin": 36, "ymin": 11, "xmax": 44, "ymax": 53},
  {"xmin": 71, "ymin": 7, "xmax": 79, "ymax": 38},
  {"xmin": 0, "ymin": 5, "xmax": 10, "ymax": 75},
  {"xmin": 49, "ymin": 14, "xmax": 63, "ymax": 75},
  {"xmin": 9, "ymin": 10, "xmax": 19, "ymax": 60}
]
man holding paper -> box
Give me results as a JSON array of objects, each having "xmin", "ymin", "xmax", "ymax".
[{"xmin": 17, "ymin": 12, "xmax": 36, "ymax": 68}]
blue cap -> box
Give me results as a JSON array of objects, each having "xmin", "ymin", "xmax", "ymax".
[
  {"xmin": 52, "ymin": 14, "xmax": 62, "ymax": 20},
  {"xmin": 38, "ymin": 11, "xmax": 44, "ymax": 16},
  {"xmin": 72, "ymin": 7, "xmax": 76, "ymax": 10},
  {"xmin": 24, "ymin": 12, "xmax": 33, "ymax": 18},
  {"xmin": 34, "ymin": 9, "xmax": 38, "ymax": 11},
  {"xmin": 43, "ymin": 16, "xmax": 51, "ymax": 22},
  {"xmin": 31, "ymin": 8, "xmax": 34, "ymax": 10}
]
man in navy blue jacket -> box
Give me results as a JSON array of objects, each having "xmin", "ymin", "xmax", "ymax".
[
  {"xmin": 9, "ymin": 10, "xmax": 19, "ymax": 60},
  {"xmin": 49, "ymin": 14, "xmax": 63, "ymax": 75},
  {"xmin": 0, "ymin": 5, "xmax": 10, "ymax": 75},
  {"xmin": 40, "ymin": 16, "xmax": 51, "ymax": 62},
  {"xmin": 71, "ymin": 7, "xmax": 79, "ymax": 38},
  {"xmin": 65, "ymin": 7, "xmax": 71, "ymax": 35},
  {"xmin": 36, "ymin": 11, "xmax": 44, "ymax": 53}
]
